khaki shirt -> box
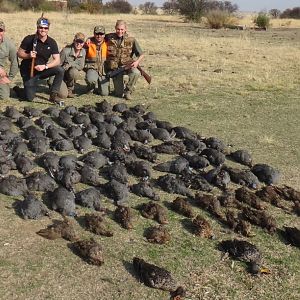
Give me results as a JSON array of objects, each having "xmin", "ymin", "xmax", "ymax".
[
  {"xmin": 60, "ymin": 44, "xmax": 86, "ymax": 71},
  {"xmin": 0, "ymin": 36, "xmax": 18, "ymax": 80}
]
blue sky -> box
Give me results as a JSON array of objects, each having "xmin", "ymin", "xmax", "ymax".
[{"xmin": 127, "ymin": 0, "xmax": 300, "ymax": 12}]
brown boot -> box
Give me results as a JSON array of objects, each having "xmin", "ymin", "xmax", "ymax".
[
  {"xmin": 49, "ymin": 92, "xmax": 64, "ymax": 106},
  {"xmin": 67, "ymin": 89, "xmax": 75, "ymax": 98},
  {"xmin": 124, "ymin": 91, "xmax": 132, "ymax": 101}
]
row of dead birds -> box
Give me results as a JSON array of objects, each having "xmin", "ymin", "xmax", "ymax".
[{"xmin": 1, "ymin": 100, "xmax": 300, "ymax": 298}]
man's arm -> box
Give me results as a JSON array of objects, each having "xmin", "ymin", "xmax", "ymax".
[
  {"xmin": 130, "ymin": 39, "xmax": 144, "ymax": 69},
  {"xmin": 34, "ymin": 53, "xmax": 60, "ymax": 72}
]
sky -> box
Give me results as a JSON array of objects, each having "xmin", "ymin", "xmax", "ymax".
[{"xmin": 127, "ymin": 0, "xmax": 300, "ymax": 12}]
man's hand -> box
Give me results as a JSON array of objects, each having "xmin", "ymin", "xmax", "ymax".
[
  {"xmin": 0, "ymin": 76, "xmax": 11, "ymax": 84},
  {"xmin": 130, "ymin": 60, "xmax": 139, "ymax": 69},
  {"xmin": 30, "ymin": 51, "xmax": 37, "ymax": 58},
  {"xmin": 35, "ymin": 64, "xmax": 47, "ymax": 72},
  {"xmin": 0, "ymin": 67, "xmax": 7, "ymax": 77}
]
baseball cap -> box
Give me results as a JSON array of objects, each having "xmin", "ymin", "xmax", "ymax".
[
  {"xmin": 94, "ymin": 25, "xmax": 105, "ymax": 34},
  {"xmin": 37, "ymin": 17, "xmax": 50, "ymax": 27},
  {"xmin": 0, "ymin": 21, "xmax": 5, "ymax": 31},
  {"xmin": 74, "ymin": 32, "xmax": 85, "ymax": 41}
]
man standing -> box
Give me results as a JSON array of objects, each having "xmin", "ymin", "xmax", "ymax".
[
  {"xmin": 105, "ymin": 20, "xmax": 144, "ymax": 100},
  {"xmin": 17, "ymin": 17, "xmax": 64, "ymax": 103},
  {"xmin": 52, "ymin": 32, "xmax": 86, "ymax": 98},
  {"xmin": 84, "ymin": 25, "xmax": 109, "ymax": 96},
  {"xmin": 0, "ymin": 21, "xmax": 18, "ymax": 100}
]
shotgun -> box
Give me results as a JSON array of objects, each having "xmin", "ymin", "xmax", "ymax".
[
  {"xmin": 105, "ymin": 63, "xmax": 151, "ymax": 84},
  {"xmin": 30, "ymin": 36, "xmax": 38, "ymax": 78}
]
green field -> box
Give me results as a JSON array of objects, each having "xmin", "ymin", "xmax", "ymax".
[{"xmin": 0, "ymin": 12, "xmax": 299, "ymax": 300}]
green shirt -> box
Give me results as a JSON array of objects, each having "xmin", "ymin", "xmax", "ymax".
[
  {"xmin": 0, "ymin": 36, "xmax": 18, "ymax": 80},
  {"xmin": 60, "ymin": 44, "xmax": 86, "ymax": 71}
]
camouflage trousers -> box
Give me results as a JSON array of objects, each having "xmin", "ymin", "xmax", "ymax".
[{"xmin": 0, "ymin": 83, "xmax": 10, "ymax": 100}]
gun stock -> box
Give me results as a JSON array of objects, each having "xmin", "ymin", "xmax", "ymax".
[
  {"xmin": 30, "ymin": 37, "xmax": 38, "ymax": 78},
  {"xmin": 137, "ymin": 66, "xmax": 151, "ymax": 84}
]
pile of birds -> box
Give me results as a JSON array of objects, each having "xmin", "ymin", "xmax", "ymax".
[{"xmin": 1, "ymin": 100, "xmax": 300, "ymax": 299}]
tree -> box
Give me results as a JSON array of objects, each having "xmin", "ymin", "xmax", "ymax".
[
  {"xmin": 18, "ymin": 0, "xmax": 45, "ymax": 10},
  {"xmin": 177, "ymin": 0, "xmax": 207, "ymax": 22},
  {"xmin": 104, "ymin": 0, "xmax": 132, "ymax": 13},
  {"xmin": 162, "ymin": 0, "xmax": 178, "ymax": 15},
  {"xmin": 206, "ymin": 1, "xmax": 238, "ymax": 13},
  {"xmin": 269, "ymin": 9, "xmax": 281, "ymax": 18},
  {"xmin": 139, "ymin": 2, "xmax": 157, "ymax": 15},
  {"xmin": 280, "ymin": 7, "xmax": 300, "ymax": 19}
]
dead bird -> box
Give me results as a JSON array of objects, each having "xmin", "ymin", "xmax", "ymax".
[
  {"xmin": 180, "ymin": 170, "xmax": 213, "ymax": 192},
  {"xmin": 102, "ymin": 179, "xmax": 129, "ymax": 205},
  {"xmin": 140, "ymin": 201, "xmax": 168, "ymax": 224},
  {"xmin": 256, "ymin": 186, "xmax": 289, "ymax": 211},
  {"xmin": 0, "ymin": 175, "xmax": 28, "ymax": 196},
  {"xmin": 218, "ymin": 239, "xmax": 270, "ymax": 275},
  {"xmin": 204, "ymin": 136, "xmax": 226, "ymax": 152},
  {"xmin": 80, "ymin": 165, "xmax": 102, "ymax": 186},
  {"xmin": 126, "ymin": 159, "xmax": 152, "ymax": 179},
  {"xmin": 71, "ymin": 238, "xmax": 104, "ymax": 265},
  {"xmin": 251, "ymin": 164, "xmax": 281, "ymax": 185},
  {"xmin": 273, "ymin": 185, "xmax": 300, "ymax": 202},
  {"xmin": 218, "ymin": 191, "xmax": 239, "ymax": 208},
  {"xmin": 131, "ymin": 143, "xmax": 157, "ymax": 162},
  {"xmin": 105, "ymin": 161, "xmax": 129, "ymax": 184},
  {"xmin": 93, "ymin": 131, "xmax": 112, "ymax": 149},
  {"xmin": 39, "ymin": 152, "xmax": 60, "ymax": 177},
  {"xmin": 23, "ymin": 106, "xmax": 42, "ymax": 118},
  {"xmin": 182, "ymin": 152, "xmax": 210, "ymax": 169},
  {"xmin": 144, "ymin": 225, "xmax": 170, "ymax": 244},
  {"xmin": 242, "ymin": 207, "xmax": 277, "ymax": 234},
  {"xmin": 56, "ymin": 168, "xmax": 81, "ymax": 191},
  {"xmin": 37, "ymin": 217, "xmax": 78, "ymax": 241},
  {"xmin": 17, "ymin": 116, "xmax": 34, "ymax": 129},
  {"xmin": 96, "ymin": 99, "xmax": 113, "ymax": 113},
  {"xmin": 84, "ymin": 213, "xmax": 113, "ymax": 237},
  {"xmin": 133, "ymin": 257, "xmax": 186, "ymax": 299},
  {"xmin": 75, "ymin": 188, "xmax": 103, "ymax": 211},
  {"xmin": 73, "ymin": 135, "xmax": 93, "ymax": 153},
  {"xmin": 154, "ymin": 157, "xmax": 189, "ymax": 175},
  {"xmin": 51, "ymin": 138, "xmax": 75, "ymax": 151},
  {"xmin": 229, "ymin": 149, "xmax": 253, "ymax": 167},
  {"xmin": 5, "ymin": 106, "xmax": 21, "ymax": 120},
  {"xmin": 130, "ymin": 180, "xmax": 160, "ymax": 201},
  {"xmin": 72, "ymin": 112, "xmax": 91, "ymax": 127},
  {"xmin": 28, "ymin": 136, "xmax": 50, "ymax": 155},
  {"xmin": 235, "ymin": 187, "xmax": 266, "ymax": 210},
  {"xmin": 51, "ymin": 186, "xmax": 76, "ymax": 217},
  {"xmin": 157, "ymin": 174, "xmax": 193, "ymax": 197},
  {"xmin": 171, "ymin": 197, "xmax": 195, "ymax": 218},
  {"xmin": 192, "ymin": 215, "xmax": 213, "ymax": 238},
  {"xmin": 203, "ymin": 167, "xmax": 230, "ymax": 190},
  {"xmin": 223, "ymin": 210, "xmax": 253, "ymax": 237},
  {"xmin": 26, "ymin": 172, "xmax": 57, "ymax": 192},
  {"xmin": 113, "ymin": 102, "xmax": 128, "ymax": 113},
  {"xmin": 152, "ymin": 140, "xmax": 185, "ymax": 154},
  {"xmin": 83, "ymin": 123, "xmax": 98, "ymax": 139},
  {"xmin": 114, "ymin": 205, "xmax": 134, "ymax": 229},
  {"xmin": 280, "ymin": 226, "xmax": 300, "ymax": 248},
  {"xmin": 14, "ymin": 154, "xmax": 35, "ymax": 175},
  {"xmin": 17, "ymin": 193, "xmax": 50, "ymax": 220},
  {"xmin": 80, "ymin": 150, "xmax": 108, "ymax": 169},
  {"xmin": 201, "ymin": 148, "xmax": 225, "ymax": 166},
  {"xmin": 173, "ymin": 126, "xmax": 196, "ymax": 140},
  {"xmin": 194, "ymin": 192, "xmax": 223, "ymax": 219},
  {"xmin": 128, "ymin": 129, "xmax": 154, "ymax": 144},
  {"xmin": 150, "ymin": 127, "xmax": 173, "ymax": 141}
]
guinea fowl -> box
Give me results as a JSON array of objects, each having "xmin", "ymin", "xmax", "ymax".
[
  {"xmin": 140, "ymin": 201, "xmax": 168, "ymax": 224},
  {"xmin": 155, "ymin": 120, "xmax": 174, "ymax": 132},
  {"xmin": 218, "ymin": 239, "xmax": 270, "ymax": 274},
  {"xmin": 113, "ymin": 102, "xmax": 128, "ymax": 113},
  {"xmin": 103, "ymin": 179, "xmax": 129, "ymax": 205},
  {"xmin": 144, "ymin": 225, "xmax": 170, "ymax": 244},
  {"xmin": 131, "ymin": 143, "xmax": 157, "ymax": 162},
  {"xmin": 89, "ymin": 111, "xmax": 105, "ymax": 126},
  {"xmin": 133, "ymin": 257, "xmax": 186, "ymax": 299},
  {"xmin": 96, "ymin": 99, "xmax": 113, "ymax": 113},
  {"xmin": 63, "ymin": 105, "xmax": 78, "ymax": 116},
  {"xmin": 130, "ymin": 180, "xmax": 160, "ymax": 201},
  {"xmin": 251, "ymin": 164, "xmax": 280, "ymax": 185},
  {"xmin": 56, "ymin": 168, "xmax": 81, "ymax": 191},
  {"xmin": 192, "ymin": 215, "xmax": 213, "ymax": 238},
  {"xmin": 29, "ymin": 136, "xmax": 50, "ymax": 155},
  {"xmin": 23, "ymin": 125, "xmax": 44, "ymax": 140},
  {"xmin": 71, "ymin": 238, "xmax": 104, "ymax": 265},
  {"xmin": 75, "ymin": 188, "xmax": 102, "ymax": 211},
  {"xmin": 106, "ymin": 161, "xmax": 129, "ymax": 184},
  {"xmin": 14, "ymin": 154, "xmax": 35, "ymax": 175},
  {"xmin": 59, "ymin": 155, "xmax": 79, "ymax": 170},
  {"xmin": 56, "ymin": 110, "xmax": 74, "ymax": 128},
  {"xmin": 93, "ymin": 131, "xmax": 112, "ymax": 149},
  {"xmin": 51, "ymin": 137, "xmax": 75, "ymax": 151},
  {"xmin": 26, "ymin": 172, "xmax": 57, "ymax": 192},
  {"xmin": 150, "ymin": 128, "xmax": 173, "ymax": 141},
  {"xmin": 111, "ymin": 129, "xmax": 132, "ymax": 150},
  {"xmin": 154, "ymin": 157, "xmax": 189, "ymax": 175},
  {"xmin": 80, "ymin": 151, "xmax": 108, "ymax": 170},
  {"xmin": 84, "ymin": 124, "xmax": 98, "ymax": 139},
  {"xmin": 80, "ymin": 165, "xmax": 102, "ymax": 186},
  {"xmin": 17, "ymin": 116, "xmax": 34, "ymax": 129},
  {"xmin": 72, "ymin": 112, "xmax": 91, "ymax": 127},
  {"xmin": 172, "ymin": 126, "xmax": 196, "ymax": 140},
  {"xmin": 43, "ymin": 106, "xmax": 60, "ymax": 118},
  {"xmin": 203, "ymin": 167, "xmax": 231, "ymax": 190},
  {"xmin": 229, "ymin": 149, "xmax": 253, "ymax": 167},
  {"xmin": 23, "ymin": 106, "xmax": 42, "ymax": 118},
  {"xmin": 73, "ymin": 135, "xmax": 92, "ymax": 153},
  {"xmin": 128, "ymin": 129, "xmax": 154, "ymax": 144},
  {"xmin": 46, "ymin": 125, "xmax": 67, "ymax": 141},
  {"xmin": 51, "ymin": 186, "xmax": 76, "ymax": 216},
  {"xmin": 17, "ymin": 193, "xmax": 50, "ymax": 220},
  {"xmin": 126, "ymin": 159, "xmax": 152, "ymax": 179},
  {"xmin": 157, "ymin": 174, "xmax": 193, "ymax": 197},
  {"xmin": 183, "ymin": 138, "xmax": 206, "ymax": 153},
  {"xmin": 84, "ymin": 213, "xmax": 113, "ymax": 237},
  {"xmin": 8, "ymin": 138, "xmax": 28, "ymax": 156},
  {"xmin": 66, "ymin": 125, "xmax": 83, "ymax": 138},
  {"xmin": 201, "ymin": 148, "xmax": 225, "ymax": 166},
  {"xmin": 152, "ymin": 140, "xmax": 185, "ymax": 155},
  {"xmin": 182, "ymin": 152, "xmax": 210, "ymax": 169},
  {"xmin": 171, "ymin": 197, "xmax": 195, "ymax": 218},
  {"xmin": 35, "ymin": 116, "xmax": 55, "ymax": 131},
  {"xmin": 5, "ymin": 106, "xmax": 21, "ymax": 120},
  {"xmin": 204, "ymin": 136, "xmax": 226, "ymax": 152},
  {"xmin": 0, "ymin": 175, "xmax": 28, "ymax": 196},
  {"xmin": 39, "ymin": 152, "xmax": 60, "ymax": 177},
  {"xmin": 114, "ymin": 205, "xmax": 134, "ymax": 229},
  {"xmin": 37, "ymin": 217, "xmax": 78, "ymax": 241}
]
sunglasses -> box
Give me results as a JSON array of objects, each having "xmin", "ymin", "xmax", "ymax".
[
  {"xmin": 94, "ymin": 32, "xmax": 105, "ymax": 36},
  {"xmin": 38, "ymin": 26, "xmax": 49, "ymax": 30},
  {"xmin": 75, "ymin": 39, "xmax": 84, "ymax": 44},
  {"xmin": 0, "ymin": 28, "xmax": 4, "ymax": 32}
]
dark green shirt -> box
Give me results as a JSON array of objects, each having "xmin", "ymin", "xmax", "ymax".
[{"xmin": 0, "ymin": 36, "xmax": 18, "ymax": 80}]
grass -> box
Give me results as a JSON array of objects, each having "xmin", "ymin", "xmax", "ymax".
[{"xmin": 0, "ymin": 11, "xmax": 300, "ymax": 300}]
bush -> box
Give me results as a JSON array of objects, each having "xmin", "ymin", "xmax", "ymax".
[
  {"xmin": 254, "ymin": 13, "xmax": 270, "ymax": 29},
  {"xmin": 162, "ymin": 0, "xmax": 178, "ymax": 15},
  {"xmin": 206, "ymin": 9, "xmax": 230, "ymax": 29},
  {"xmin": 280, "ymin": 7, "xmax": 300, "ymax": 19},
  {"xmin": 269, "ymin": 9, "xmax": 281, "ymax": 18},
  {"xmin": 104, "ymin": 0, "xmax": 132, "ymax": 14},
  {"xmin": 177, "ymin": 0, "xmax": 207, "ymax": 22},
  {"xmin": 206, "ymin": 0, "xmax": 238, "ymax": 13},
  {"xmin": 139, "ymin": 2, "xmax": 157, "ymax": 15}
]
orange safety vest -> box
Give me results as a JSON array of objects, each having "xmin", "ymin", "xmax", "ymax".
[{"xmin": 85, "ymin": 38, "xmax": 107, "ymax": 72}]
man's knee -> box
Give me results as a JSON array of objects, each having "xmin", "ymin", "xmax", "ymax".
[{"xmin": 0, "ymin": 84, "xmax": 10, "ymax": 100}]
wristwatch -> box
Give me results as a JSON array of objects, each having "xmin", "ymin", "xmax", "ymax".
[{"xmin": 45, "ymin": 64, "xmax": 48, "ymax": 69}]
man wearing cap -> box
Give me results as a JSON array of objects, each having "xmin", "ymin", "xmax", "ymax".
[
  {"xmin": 84, "ymin": 25, "xmax": 109, "ymax": 96},
  {"xmin": 17, "ymin": 17, "xmax": 64, "ymax": 103},
  {"xmin": 0, "ymin": 21, "xmax": 18, "ymax": 100},
  {"xmin": 105, "ymin": 20, "xmax": 144, "ymax": 100},
  {"xmin": 50, "ymin": 32, "xmax": 86, "ymax": 98}
]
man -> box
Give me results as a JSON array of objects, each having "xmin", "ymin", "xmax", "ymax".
[
  {"xmin": 51, "ymin": 32, "xmax": 86, "ymax": 98},
  {"xmin": 84, "ymin": 25, "xmax": 109, "ymax": 96},
  {"xmin": 0, "ymin": 21, "xmax": 18, "ymax": 100},
  {"xmin": 17, "ymin": 17, "xmax": 64, "ymax": 103},
  {"xmin": 105, "ymin": 20, "xmax": 144, "ymax": 100}
]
